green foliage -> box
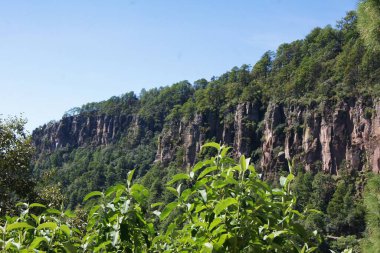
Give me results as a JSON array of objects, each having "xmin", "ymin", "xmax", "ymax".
[
  {"xmin": 291, "ymin": 169, "xmax": 365, "ymax": 251},
  {"xmin": 0, "ymin": 117, "xmax": 35, "ymax": 215},
  {"xmin": 64, "ymin": 92, "xmax": 139, "ymax": 117},
  {"xmin": 361, "ymin": 174, "xmax": 380, "ymax": 252},
  {"xmin": 326, "ymin": 179, "xmax": 365, "ymax": 236},
  {"xmin": 310, "ymin": 172, "xmax": 336, "ymax": 212},
  {"xmin": 358, "ymin": 0, "xmax": 380, "ymax": 51},
  {"xmin": 0, "ymin": 203, "xmax": 80, "ymax": 252},
  {"xmin": 152, "ymin": 143, "xmax": 322, "ymax": 252},
  {"xmin": 27, "ymin": 6, "xmax": 380, "ymax": 252},
  {"xmin": 329, "ymin": 235, "xmax": 361, "ymax": 253},
  {"xmin": 2, "ymin": 144, "xmax": 325, "ymax": 252},
  {"xmin": 33, "ymin": 136, "xmax": 158, "ymax": 209},
  {"xmin": 35, "ymin": 8, "xmax": 380, "ymax": 211}
]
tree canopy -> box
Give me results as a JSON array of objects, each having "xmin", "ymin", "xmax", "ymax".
[
  {"xmin": 0, "ymin": 117, "xmax": 35, "ymax": 215},
  {"xmin": 358, "ymin": 0, "xmax": 380, "ymax": 51}
]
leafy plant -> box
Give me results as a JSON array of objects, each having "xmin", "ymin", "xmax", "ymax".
[
  {"xmin": 152, "ymin": 143, "xmax": 322, "ymax": 252},
  {"xmin": 1, "ymin": 143, "xmax": 325, "ymax": 252}
]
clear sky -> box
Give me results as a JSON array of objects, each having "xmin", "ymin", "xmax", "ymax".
[{"xmin": 0, "ymin": 0, "xmax": 357, "ymax": 132}]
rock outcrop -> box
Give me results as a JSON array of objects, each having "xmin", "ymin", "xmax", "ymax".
[
  {"xmin": 156, "ymin": 98, "xmax": 380, "ymax": 174},
  {"xmin": 33, "ymin": 98, "xmax": 380, "ymax": 174},
  {"xmin": 33, "ymin": 113, "xmax": 146, "ymax": 154}
]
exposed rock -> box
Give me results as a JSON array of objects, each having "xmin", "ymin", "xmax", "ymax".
[
  {"xmin": 371, "ymin": 101, "xmax": 380, "ymax": 173},
  {"xmin": 33, "ymin": 114, "xmax": 137, "ymax": 153},
  {"xmin": 155, "ymin": 98, "xmax": 380, "ymax": 174},
  {"xmin": 233, "ymin": 102, "xmax": 259, "ymax": 156},
  {"xmin": 33, "ymin": 98, "xmax": 380, "ymax": 174}
]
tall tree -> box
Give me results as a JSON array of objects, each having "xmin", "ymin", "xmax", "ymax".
[
  {"xmin": 0, "ymin": 117, "xmax": 35, "ymax": 214},
  {"xmin": 358, "ymin": 0, "xmax": 380, "ymax": 51}
]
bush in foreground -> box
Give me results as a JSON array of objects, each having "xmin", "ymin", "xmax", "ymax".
[{"xmin": 0, "ymin": 143, "xmax": 323, "ymax": 252}]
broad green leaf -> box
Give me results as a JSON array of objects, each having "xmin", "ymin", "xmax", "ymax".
[
  {"xmin": 212, "ymin": 178, "xmax": 238, "ymax": 188},
  {"xmin": 167, "ymin": 173, "xmax": 190, "ymax": 185},
  {"xmin": 248, "ymin": 164, "xmax": 256, "ymax": 173},
  {"xmin": 265, "ymin": 230, "xmax": 287, "ymax": 240},
  {"xmin": 16, "ymin": 202, "xmax": 28, "ymax": 208},
  {"xmin": 29, "ymin": 237, "xmax": 47, "ymax": 249},
  {"xmin": 193, "ymin": 159, "xmax": 214, "ymax": 173},
  {"xmin": 30, "ymin": 214, "xmax": 39, "ymax": 224},
  {"xmin": 194, "ymin": 178, "xmax": 208, "ymax": 189},
  {"xmin": 240, "ymin": 155, "xmax": 246, "ymax": 171},
  {"xmin": 37, "ymin": 222, "xmax": 58, "ymax": 230},
  {"xmin": 214, "ymin": 198, "xmax": 238, "ymax": 215},
  {"xmin": 286, "ymin": 173, "xmax": 295, "ymax": 185},
  {"xmin": 165, "ymin": 222, "xmax": 177, "ymax": 236},
  {"xmin": 131, "ymin": 183, "xmax": 149, "ymax": 203},
  {"xmin": 60, "ymin": 224, "xmax": 71, "ymax": 237},
  {"xmin": 64, "ymin": 209, "xmax": 76, "ymax": 218},
  {"xmin": 209, "ymin": 217, "xmax": 222, "ymax": 231},
  {"xmin": 202, "ymin": 142, "xmax": 220, "ymax": 151},
  {"xmin": 198, "ymin": 166, "xmax": 218, "ymax": 180},
  {"xmin": 5, "ymin": 239, "xmax": 16, "ymax": 250},
  {"xmin": 287, "ymin": 173, "xmax": 295, "ymax": 180},
  {"xmin": 105, "ymin": 184, "xmax": 125, "ymax": 197},
  {"xmin": 220, "ymin": 146, "xmax": 231, "ymax": 158},
  {"xmin": 151, "ymin": 202, "xmax": 164, "ymax": 208},
  {"xmin": 6, "ymin": 222, "xmax": 33, "ymax": 231},
  {"xmin": 94, "ymin": 241, "xmax": 111, "ymax": 252},
  {"xmin": 160, "ymin": 202, "xmax": 178, "ymax": 221},
  {"xmin": 196, "ymin": 205, "xmax": 207, "ymax": 213},
  {"xmin": 127, "ymin": 169, "xmax": 135, "ymax": 187},
  {"xmin": 180, "ymin": 188, "xmax": 192, "ymax": 201},
  {"xmin": 88, "ymin": 205, "xmax": 101, "ymax": 218},
  {"xmin": 29, "ymin": 203, "xmax": 46, "ymax": 209},
  {"xmin": 83, "ymin": 191, "xmax": 103, "ymax": 201},
  {"xmin": 214, "ymin": 233, "xmax": 228, "ymax": 249},
  {"xmin": 46, "ymin": 208, "xmax": 61, "ymax": 215}
]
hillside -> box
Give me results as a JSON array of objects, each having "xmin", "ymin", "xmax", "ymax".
[
  {"xmin": 29, "ymin": 11, "xmax": 380, "ymax": 251},
  {"xmin": 32, "ymin": 10, "xmax": 379, "ymax": 203}
]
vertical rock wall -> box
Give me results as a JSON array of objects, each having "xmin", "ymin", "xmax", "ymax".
[
  {"xmin": 33, "ymin": 98, "xmax": 380, "ymax": 174},
  {"xmin": 156, "ymin": 99, "xmax": 380, "ymax": 174}
]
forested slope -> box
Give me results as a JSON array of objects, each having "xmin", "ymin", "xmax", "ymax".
[
  {"xmin": 30, "ymin": 10, "xmax": 380, "ymax": 251},
  {"xmin": 33, "ymin": 10, "xmax": 379, "ymax": 204}
]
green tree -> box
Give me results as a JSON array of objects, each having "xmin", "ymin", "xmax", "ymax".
[
  {"xmin": 361, "ymin": 174, "xmax": 380, "ymax": 252},
  {"xmin": 0, "ymin": 117, "xmax": 35, "ymax": 215},
  {"xmin": 358, "ymin": 0, "xmax": 380, "ymax": 51}
]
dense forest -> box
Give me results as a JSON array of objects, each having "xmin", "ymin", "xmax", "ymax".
[{"xmin": 1, "ymin": 0, "xmax": 380, "ymax": 252}]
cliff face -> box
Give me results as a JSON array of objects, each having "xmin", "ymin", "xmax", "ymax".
[
  {"xmin": 156, "ymin": 98, "xmax": 380, "ymax": 174},
  {"xmin": 33, "ymin": 98, "xmax": 380, "ymax": 174},
  {"xmin": 32, "ymin": 113, "xmax": 149, "ymax": 154},
  {"xmin": 155, "ymin": 101, "xmax": 261, "ymax": 167}
]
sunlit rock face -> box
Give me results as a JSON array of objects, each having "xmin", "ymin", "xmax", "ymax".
[{"xmin": 33, "ymin": 98, "xmax": 380, "ymax": 174}]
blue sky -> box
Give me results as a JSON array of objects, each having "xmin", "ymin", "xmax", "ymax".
[{"xmin": 0, "ymin": 0, "xmax": 357, "ymax": 132}]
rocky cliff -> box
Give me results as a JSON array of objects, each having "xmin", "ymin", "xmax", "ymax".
[
  {"xmin": 32, "ymin": 97, "xmax": 380, "ymax": 175},
  {"xmin": 156, "ymin": 98, "xmax": 380, "ymax": 174},
  {"xmin": 32, "ymin": 113, "xmax": 151, "ymax": 154}
]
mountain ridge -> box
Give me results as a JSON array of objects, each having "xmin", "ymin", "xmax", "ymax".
[{"xmin": 31, "ymin": 12, "xmax": 380, "ymax": 209}]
